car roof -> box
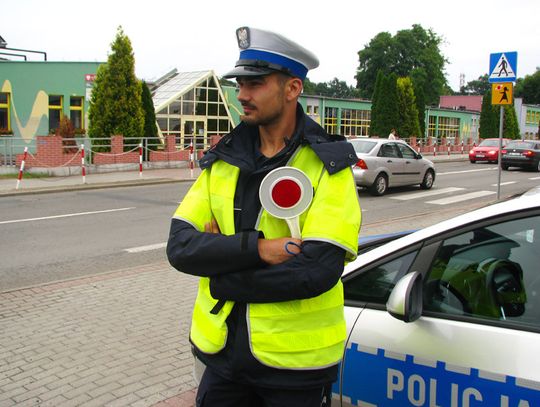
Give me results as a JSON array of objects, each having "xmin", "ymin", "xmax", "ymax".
[
  {"xmin": 350, "ymin": 138, "xmax": 407, "ymax": 145},
  {"xmin": 344, "ymin": 190, "xmax": 540, "ymax": 276}
]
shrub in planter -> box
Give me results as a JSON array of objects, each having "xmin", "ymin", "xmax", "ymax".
[{"xmin": 56, "ymin": 116, "xmax": 78, "ymax": 153}]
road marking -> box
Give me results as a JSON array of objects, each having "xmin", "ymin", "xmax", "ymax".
[
  {"xmin": 426, "ymin": 190, "xmax": 496, "ymax": 205},
  {"xmin": 491, "ymin": 181, "xmax": 516, "ymax": 186},
  {"xmin": 391, "ymin": 187, "xmax": 465, "ymax": 201},
  {"xmin": 529, "ymin": 177, "xmax": 540, "ymax": 180},
  {"xmin": 0, "ymin": 207, "xmax": 135, "ymax": 225},
  {"xmin": 437, "ymin": 168, "xmax": 496, "ymax": 176},
  {"xmin": 125, "ymin": 242, "xmax": 167, "ymax": 253}
]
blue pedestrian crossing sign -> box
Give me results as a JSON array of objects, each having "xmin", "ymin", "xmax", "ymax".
[{"xmin": 489, "ymin": 52, "xmax": 518, "ymax": 83}]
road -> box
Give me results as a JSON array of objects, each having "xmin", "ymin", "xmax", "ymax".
[{"xmin": 1, "ymin": 161, "xmax": 539, "ymax": 291}]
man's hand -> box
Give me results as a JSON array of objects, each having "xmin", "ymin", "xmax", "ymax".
[
  {"xmin": 258, "ymin": 237, "xmax": 302, "ymax": 265},
  {"xmin": 204, "ymin": 219, "xmax": 220, "ymax": 234}
]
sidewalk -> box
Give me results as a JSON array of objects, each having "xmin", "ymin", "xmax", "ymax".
[
  {"xmin": 0, "ymin": 153, "xmax": 468, "ymax": 197},
  {"xmin": 0, "ymin": 166, "xmax": 202, "ymax": 197},
  {"xmin": 0, "ymin": 153, "xmax": 469, "ymax": 407},
  {"xmin": 0, "ymin": 263, "xmax": 200, "ymax": 407}
]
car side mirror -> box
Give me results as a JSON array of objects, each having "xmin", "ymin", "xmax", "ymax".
[
  {"xmin": 415, "ymin": 153, "xmax": 423, "ymax": 159},
  {"xmin": 386, "ymin": 271, "xmax": 423, "ymax": 322}
]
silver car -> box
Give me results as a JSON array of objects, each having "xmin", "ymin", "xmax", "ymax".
[{"xmin": 350, "ymin": 138, "xmax": 435, "ymax": 196}]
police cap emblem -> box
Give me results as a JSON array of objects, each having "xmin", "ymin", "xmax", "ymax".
[{"xmin": 236, "ymin": 27, "xmax": 250, "ymax": 49}]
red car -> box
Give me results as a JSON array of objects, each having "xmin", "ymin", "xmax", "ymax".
[{"xmin": 469, "ymin": 138, "xmax": 510, "ymax": 163}]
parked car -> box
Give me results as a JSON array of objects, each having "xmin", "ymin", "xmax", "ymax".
[
  {"xmin": 469, "ymin": 138, "xmax": 510, "ymax": 163},
  {"xmin": 350, "ymin": 138, "xmax": 435, "ymax": 196},
  {"xmin": 334, "ymin": 188, "xmax": 540, "ymax": 406},
  {"xmin": 501, "ymin": 140, "xmax": 540, "ymax": 171}
]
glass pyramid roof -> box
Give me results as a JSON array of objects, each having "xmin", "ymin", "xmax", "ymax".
[{"xmin": 152, "ymin": 70, "xmax": 213, "ymax": 111}]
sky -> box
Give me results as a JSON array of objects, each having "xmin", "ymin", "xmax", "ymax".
[{"xmin": 2, "ymin": 0, "xmax": 539, "ymax": 92}]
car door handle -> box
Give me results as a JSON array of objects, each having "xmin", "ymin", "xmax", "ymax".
[{"xmin": 387, "ymin": 160, "xmax": 393, "ymax": 163}]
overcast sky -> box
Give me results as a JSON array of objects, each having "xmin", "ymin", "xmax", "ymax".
[{"xmin": 3, "ymin": 0, "xmax": 539, "ymax": 92}]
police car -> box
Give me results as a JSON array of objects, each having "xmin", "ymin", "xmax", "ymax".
[{"xmin": 335, "ymin": 187, "xmax": 540, "ymax": 406}]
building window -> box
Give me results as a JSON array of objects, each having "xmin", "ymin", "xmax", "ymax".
[
  {"xmin": 49, "ymin": 95, "xmax": 63, "ymax": 132},
  {"xmin": 70, "ymin": 96, "xmax": 84, "ymax": 130},
  {"xmin": 155, "ymin": 76, "xmax": 233, "ymax": 150},
  {"xmin": 0, "ymin": 92, "xmax": 10, "ymax": 133},
  {"xmin": 324, "ymin": 107, "xmax": 338, "ymax": 134},
  {"xmin": 437, "ymin": 116, "xmax": 460, "ymax": 141},
  {"xmin": 340, "ymin": 108, "xmax": 370, "ymax": 137}
]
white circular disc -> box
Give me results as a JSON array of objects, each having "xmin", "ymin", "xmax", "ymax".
[{"xmin": 259, "ymin": 167, "xmax": 313, "ymax": 219}]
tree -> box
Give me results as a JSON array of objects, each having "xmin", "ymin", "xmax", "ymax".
[
  {"xmin": 412, "ymin": 78, "xmax": 426, "ymax": 136},
  {"xmin": 303, "ymin": 77, "xmax": 361, "ymax": 99},
  {"xmin": 479, "ymin": 89, "xmax": 499, "ymax": 139},
  {"xmin": 462, "ymin": 74, "xmax": 490, "ymax": 95},
  {"xmin": 369, "ymin": 70, "xmax": 385, "ymax": 136},
  {"xmin": 480, "ymin": 89, "xmax": 520, "ymax": 140},
  {"xmin": 88, "ymin": 27, "xmax": 143, "ymax": 150},
  {"xmin": 501, "ymin": 105, "xmax": 520, "ymax": 140},
  {"xmin": 396, "ymin": 77, "xmax": 421, "ymax": 138},
  {"xmin": 141, "ymin": 80, "xmax": 159, "ymax": 151},
  {"xmin": 355, "ymin": 24, "xmax": 448, "ymax": 105},
  {"xmin": 376, "ymin": 73, "xmax": 399, "ymax": 137},
  {"xmin": 515, "ymin": 68, "xmax": 540, "ymax": 104}
]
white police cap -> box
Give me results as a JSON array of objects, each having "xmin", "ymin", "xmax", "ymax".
[{"xmin": 223, "ymin": 27, "xmax": 319, "ymax": 80}]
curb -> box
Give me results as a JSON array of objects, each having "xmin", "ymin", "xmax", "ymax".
[{"xmin": 0, "ymin": 177, "xmax": 194, "ymax": 197}]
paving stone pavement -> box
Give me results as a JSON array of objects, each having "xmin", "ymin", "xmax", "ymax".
[{"xmin": 0, "ymin": 262, "xmax": 199, "ymax": 407}]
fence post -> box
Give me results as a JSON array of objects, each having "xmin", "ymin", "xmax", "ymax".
[
  {"xmin": 139, "ymin": 143, "xmax": 143, "ymax": 178},
  {"xmin": 16, "ymin": 146, "xmax": 28, "ymax": 190},
  {"xmin": 81, "ymin": 144, "xmax": 86, "ymax": 184},
  {"xmin": 189, "ymin": 141, "xmax": 194, "ymax": 179}
]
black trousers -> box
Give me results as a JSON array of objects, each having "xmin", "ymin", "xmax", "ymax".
[{"xmin": 196, "ymin": 367, "xmax": 333, "ymax": 407}]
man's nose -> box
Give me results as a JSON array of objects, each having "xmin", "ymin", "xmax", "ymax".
[{"xmin": 236, "ymin": 86, "xmax": 249, "ymax": 102}]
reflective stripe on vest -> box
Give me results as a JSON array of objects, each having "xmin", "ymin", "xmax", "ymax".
[{"xmin": 173, "ymin": 145, "xmax": 361, "ymax": 367}]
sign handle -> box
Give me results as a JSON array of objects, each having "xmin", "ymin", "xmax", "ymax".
[{"xmin": 286, "ymin": 217, "xmax": 301, "ymax": 239}]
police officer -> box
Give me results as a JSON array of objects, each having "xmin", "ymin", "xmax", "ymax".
[{"xmin": 167, "ymin": 26, "xmax": 361, "ymax": 407}]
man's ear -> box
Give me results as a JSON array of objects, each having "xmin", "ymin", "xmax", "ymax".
[{"xmin": 286, "ymin": 77, "xmax": 303, "ymax": 101}]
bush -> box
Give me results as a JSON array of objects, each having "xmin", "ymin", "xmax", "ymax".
[{"xmin": 55, "ymin": 116, "xmax": 78, "ymax": 153}]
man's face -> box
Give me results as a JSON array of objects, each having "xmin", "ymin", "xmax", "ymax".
[{"xmin": 236, "ymin": 73, "xmax": 287, "ymax": 126}]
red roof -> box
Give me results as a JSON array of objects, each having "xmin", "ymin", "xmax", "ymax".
[{"xmin": 439, "ymin": 95, "xmax": 482, "ymax": 112}]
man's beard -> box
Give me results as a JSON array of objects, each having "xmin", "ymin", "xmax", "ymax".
[{"xmin": 240, "ymin": 105, "xmax": 283, "ymax": 127}]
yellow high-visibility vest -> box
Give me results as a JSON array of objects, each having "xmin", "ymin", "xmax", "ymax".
[{"xmin": 173, "ymin": 145, "xmax": 361, "ymax": 369}]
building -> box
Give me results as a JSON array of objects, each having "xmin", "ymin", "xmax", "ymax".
[
  {"xmin": 150, "ymin": 69, "xmax": 234, "ymax": 150},
  {"xmin": 0, "ymin": 61, "xmax": 101, "ymax": 142},
  {"xmin": 3, "ymin": 61, "xmax": 538, "ymax": 161},
  {"xmin": 515, "ymin": 98, "xmax": 540, "ymax": 139}
]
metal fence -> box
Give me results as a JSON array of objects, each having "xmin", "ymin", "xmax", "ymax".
[{"xmin": 0, "ymin": 136, "xmax": 195, "ymax": 168}]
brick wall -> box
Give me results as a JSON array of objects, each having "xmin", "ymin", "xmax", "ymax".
[
  {"xmin": 16, "ymin": 136, "xmax": 81, "ymax": 168},
  {"xmin": 16, "ymin": 134, "xmax": 215, "ymax": 169}
]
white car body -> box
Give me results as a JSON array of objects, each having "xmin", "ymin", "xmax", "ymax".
[{"xmin": 335, "ymin": 189, "xmax": 540, "ymax": 406}]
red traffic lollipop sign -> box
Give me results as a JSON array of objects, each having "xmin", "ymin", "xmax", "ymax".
[{"xmin": 259, "ymin": 167, "xmax": 313, "ymax": 238}]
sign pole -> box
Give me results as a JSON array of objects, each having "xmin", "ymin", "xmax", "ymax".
[
  {"xmin": 497, "ymin": 106, "xmax": 504, "ymax": 201},
  {"xmin": 489, "ymin": 51, "xmax": 517, "ymax": 202}
]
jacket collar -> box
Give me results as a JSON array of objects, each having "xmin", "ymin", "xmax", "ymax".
[{"xmin": 199, "ymin": 103, "xmax": 357, "ymax": 174}]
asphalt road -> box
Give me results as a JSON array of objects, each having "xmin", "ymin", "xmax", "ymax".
[{"xmin": 1, "ymin": 161, "xmax": 539, "ymax": 291}]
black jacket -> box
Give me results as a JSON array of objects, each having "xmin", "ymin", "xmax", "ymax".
[{"xmin": 167, "ymin": 104, "xmax": 357, "ymax": 389}]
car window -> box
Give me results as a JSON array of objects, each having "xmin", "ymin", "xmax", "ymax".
[
  {"xmin": 396, "ymin": 143, "xmax": 416, "ymax": 159},
  {"xmin": 351, "ymin": 140, "xmax": 377, "ymax": 154},
  {"xmin": 423, "ymin": 215, "xmax": 540, "ymax": 330},
  {"xmin": 479, "ymin": 140, "xmax": 499, "ymax": 147},
  {"xmin": 506, "ymin": 141, "xmax": 535, "ymax": 149},
  {"xmin": 378, "ymin": 143, "xmax": 400, "ymax": 158},
  {"xmin": 344, "ymin": 251, "xmax": 418, "ymax": 304}
]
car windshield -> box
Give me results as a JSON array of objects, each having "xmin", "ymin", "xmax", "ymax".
[
  {"xmin": 506, "ymin": 141, "xmax": 534, "ymax": 149},
  {"xmin": 351, "ymin": 140, "xmax": 377, "ymax": 154},
  {"xmin": 479, "ymin": 140, "xmax": 499, "ymax": 147}
]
